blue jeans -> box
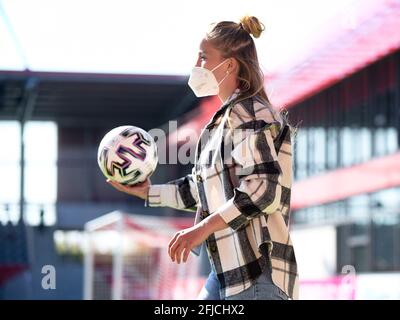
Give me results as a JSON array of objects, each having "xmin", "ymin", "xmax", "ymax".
[
  {"xmin": 197, "ymin": 267, "xmax": 289, "ymax": 300},
  {"xmin": 197, "ymin": 270, "xmax": 221, "ymax": 300}
]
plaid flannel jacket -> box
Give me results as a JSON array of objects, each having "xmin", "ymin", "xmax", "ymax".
[{"xmin": 145, "ymin": 88, "xmax": 299, "ymax": 299}]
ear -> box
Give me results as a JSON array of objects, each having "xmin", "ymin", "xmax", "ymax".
[{"xmin": 228, "ymin": 57, "xmax": 239, "ymax": 74}]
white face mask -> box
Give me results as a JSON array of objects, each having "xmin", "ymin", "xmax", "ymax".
[{"xmin": 188, "ymin": 59, "xmax": 230, "ymax": 97}]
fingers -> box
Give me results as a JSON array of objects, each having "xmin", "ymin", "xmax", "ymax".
[
  {"xmin": 174, "ymin": 242, "xmax": 186, "ymax": 264},
  {"xmin": 170, "ymin": 240, "xmax": 180, "ymax": 263},
  {"xmin": 107, "ymin": 181, "xmax": 129, "ymax": 194},
  {"xmin": 106, "ymin": 179, "xmax": 136, "ymax": 193},
  {"xmin": 168, "ymin": 232, "xmax": 180, "ymax": 260},
  {"xmin": 168, "ymin": 232, "xmax": 191, "ymax": 264},
  {"xmin": 168, "ymin": 227, "xmax": 200, "ymax": 264},
  {"xmin": 168, "ymin": 232, "xmax": 180, "ymax": 261},
  {"xmin": 107, "ymin": 179, "xmax": 145, "ymax": 190},
  {"xmin": 106, "ymin": 179, "xmax": 123, "ymax": 190},
  {"xmin": 182, "ymin": 247, "xmax": 190, "ymax": 263}
]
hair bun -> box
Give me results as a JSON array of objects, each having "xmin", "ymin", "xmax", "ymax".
[{"xmin": 239, "ymin": 15, "xmax": 265, "ymax": 38}]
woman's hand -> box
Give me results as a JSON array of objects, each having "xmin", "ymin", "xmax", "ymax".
[
  {"xmin": 168, "ymin": 212, "xmax": 229, "ymax": 264},
  {"xmin": 106, "ymin": 178, "xmax": 151, "ymax": 200},
  {"xmin": 168, "ymin": 223, "xmax": 210, "ymax": 264}
]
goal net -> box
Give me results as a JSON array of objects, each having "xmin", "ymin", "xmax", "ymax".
[{"xmin": 83, "ymin": 211, "xmax": 204, "ymax": 300}]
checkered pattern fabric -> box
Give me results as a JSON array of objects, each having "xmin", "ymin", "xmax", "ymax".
[{"xmin": 145, "ymin": 88, "xmax": 299, "ymax": 300}]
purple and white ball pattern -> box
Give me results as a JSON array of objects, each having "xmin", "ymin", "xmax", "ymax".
[{"xmin": 97, "ymin": 126, "xmax": 158, "ymax": 185}]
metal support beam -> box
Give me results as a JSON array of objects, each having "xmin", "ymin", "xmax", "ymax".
[
  {"xmin": 17, "ymin": 77, "xmax": 38, "ymax": 299},
  {"xmin": 0, "ymin": 1, "xmax": 29, "ymax": 69},
  {"xmin": 18, "ymin": 78, "xmax": 38, "ymax": 223}
]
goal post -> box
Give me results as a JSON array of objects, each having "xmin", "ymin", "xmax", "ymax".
[{"xmin": 83, "ymin": 211, "xmax": 204, "ymax": 300}]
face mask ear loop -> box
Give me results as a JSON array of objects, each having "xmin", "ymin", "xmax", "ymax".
[
  {"xmin": 212, "ymin": 59, "xmax": 231, "ymax": 86},
  {"xmin": 211, "ymin": 59, "xmax": 229, "ymax": 72},
  {"xmin": 217, "ymin": 71, "xmax": 230, "ymax": 86}
]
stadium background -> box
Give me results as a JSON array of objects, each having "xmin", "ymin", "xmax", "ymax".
[{"xmin": 0, "ymin": 0, "xmax": 399, "ymax": 299}]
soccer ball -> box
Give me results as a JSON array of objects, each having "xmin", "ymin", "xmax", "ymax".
[{"xmin": 97, "ymin": 125, "xmax": 158, "ymax": 185}]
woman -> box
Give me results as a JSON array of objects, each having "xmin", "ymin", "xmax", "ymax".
[{"xmin": 107, "ymin": 15, "xmax": 299, "ymax": 300}]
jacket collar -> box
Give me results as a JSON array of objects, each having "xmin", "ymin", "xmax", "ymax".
[{"xmin": 205, "ymin": 88, "xmax": 241, "ymax": 129}]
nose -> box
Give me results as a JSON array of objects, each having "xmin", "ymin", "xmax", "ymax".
[{"xmin": 195, "ymin": 57, "xmax": 201, "ymax": 67}]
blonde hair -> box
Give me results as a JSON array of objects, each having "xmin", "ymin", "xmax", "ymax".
[{"xmin": 206, "ymin": 16, "xmax": 299, "ymax": 138}]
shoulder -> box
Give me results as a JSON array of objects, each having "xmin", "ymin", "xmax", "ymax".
[{"xmin": 227, "ymin": 95, "xmax": 283, "ymax": 138}]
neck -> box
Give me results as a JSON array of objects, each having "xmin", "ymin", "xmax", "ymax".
[{"xmin": 218, "ymin": 80, "xmax": 239, "ymax": 104}]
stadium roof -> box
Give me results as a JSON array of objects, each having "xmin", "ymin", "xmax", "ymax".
[
  {"xmin": 268, "ymin": 0, "xmax": 400, "ymax": 108},
  {"xmin": 169, "ymin": 0, "xmax": 400, "ymax": 145},
  {"xmin": 0, "ymin": 70, "xmax": 197, "ymax": 128},
  {"xmin": 1, "ymin": 0, "xmax": 398, "ymax": 130}
]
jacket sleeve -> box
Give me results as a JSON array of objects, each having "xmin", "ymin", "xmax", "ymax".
[
  {"xmin": 144, "ymin": 167, "xmax": 199, "ymax": 212},
  {"xmin": 217, "ymin": 105, "xmax": 284, "ymax": 231}
]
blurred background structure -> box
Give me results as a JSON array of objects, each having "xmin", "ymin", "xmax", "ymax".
[{"xmin": 0, "ymin": 0, "xmax": 399, "ymax": 299}]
